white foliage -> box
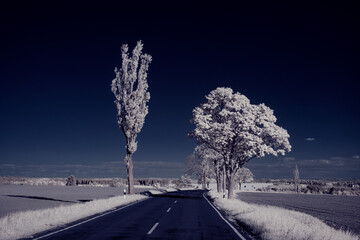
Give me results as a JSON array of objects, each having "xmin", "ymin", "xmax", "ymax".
[
  {"xmin": 111, "ymin": 40, "xmax": 152, "ymax": 154},
  {"xmin": 187, "ymin": 144, "xmax": 219, "ymax": 187},
  {"xmin": 191, "ymin": 87, "xmax": 291, "ymax": 198},
  {"xmin": 191, "ymin": 87, "xmax": 291, "ymax": 169},
  {"xmin": 195, "ymin": 144, "xmax": 223, "ymax": 167},
  {"xmin": 234, "ymin": 167, "xmax": 254, "ymax": 184}
]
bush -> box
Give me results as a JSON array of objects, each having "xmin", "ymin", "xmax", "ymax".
[
  {"xmin": 66, "ymin": 175, "xmax": 76, "ymax": 186},
  {"xmin": 306, "ymin": 184, "xmax": 321, "ymax": 193}
]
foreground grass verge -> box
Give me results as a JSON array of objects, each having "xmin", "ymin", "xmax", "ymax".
[
  {"xmin": 0, "ymin": 194, "xmax": 147, "ymax": 240},
  {"xmin": 208, "ymin": 191, "xmax": 359, "ymax": 240}
]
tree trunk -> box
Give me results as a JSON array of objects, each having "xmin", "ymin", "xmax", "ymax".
[
  {"xmin": 222, "ymin": 165, "xmax": 226, "ymax": 198},
  {"xmin": 215, "ymin": 162, "xmax": 222, "ymax": 193},
  {"xmin": 202, "ymin": 174, "xmax": 206, "ymax": 189},
  {"xmin": 227, "ymin": 173, "xmax": 234, "ymax": 199},
  {"xmin": 217, "ymin": 176, "xmax": 221, "ymax": 193},
  {"xmin": 125, "ymin": 153, "xmax": 135, "ymax": 194},
  {"xmin": 217, "ymin": 171, "xmax": 222, "ymax": 193}
]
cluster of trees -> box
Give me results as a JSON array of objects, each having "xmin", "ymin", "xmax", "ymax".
[
  {"xmin": 137, "ymin": 178, "xmax": 172, "ymax": 187},
  {"xmin": 186, "ymin": 148, "xmax": 254, "ymax": 191},
  {"xmin": 190, "ymin": 87, "xmax": 291, "ymax": 199},
  {"xmin": 0, "ymin": 176, "xmax": 65, "ymax": 186},
  {"xmin": 65, "ymin": 176, "xmax": 173, "ymax": 187},
  {"xmin": 175, "ymin": 174, "xmax": 193, "ymax": 188},
  {"xmin": 66, "ymin": 177, "xmax": 125, "ymax": 187},
  {"xmin": 110, "ymin": 42, "xmax": 291, "ymax": 198}
]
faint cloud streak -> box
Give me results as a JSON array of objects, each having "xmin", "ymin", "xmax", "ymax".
[{"xmin": 305, "ymin": 137, "xmax": 315, "ymax": 141}]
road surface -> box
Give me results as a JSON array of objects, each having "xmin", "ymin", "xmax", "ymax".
[{"xmin": 27, "ymin": 190, "xmax": 249, "ymax": 240}]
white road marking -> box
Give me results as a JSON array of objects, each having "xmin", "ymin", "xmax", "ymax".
[
  {"xmin": 147, "ymin": 222, "xmax": 159, "ymax": 235},
  {"xmin": 33, "ymin": 198, "xmax": 148, "ymax": 240},
  {"xmin": 174, "ymin": 200, "xmax": 177, "ymax": 204},
  {"xmin": 167, "ymin": 207, "xmax": 171, "ymax": 212},
  {"xmin": 203, "ymin": 192, "xmax": 246, "ymax": 240}
]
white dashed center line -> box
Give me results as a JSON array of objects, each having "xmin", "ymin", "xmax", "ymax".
[
  {"xmin": 147, "ymin": 222, "xmax": 159, "ymax": 235},
  {"xmin": 167, "ymin": 207, "xmax": 171, "ymax": 213},
  {"xmin": 174, "ymin": 200, "xmax": 177, "ymax": 204}
]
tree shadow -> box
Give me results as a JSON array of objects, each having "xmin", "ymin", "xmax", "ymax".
[{"xmin": 5, "ymin": 195, "xmax": 78, "ymax": 203}]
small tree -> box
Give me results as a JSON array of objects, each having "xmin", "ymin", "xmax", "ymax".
[
  {"xmin": 111, "ymin": 41, "xmax": 152, "ymax": 194},
  {"xmin": 66, "ymin": 175, "xmax": 76, "ymax": 186},
  {"xmin": 234, "ymin": 167, "xmax": 254, "ymax": 190},
  {"xmin": 191, "ymin": 87, "xmax": 291, "ymax": 198},
  {"xmin": 186, "ymin": 154, "xmax": 203, "ymax": 187},
  {"xmin": 177, "ymin": 174, "xmax": 192, "ymax": 188},
  {"xmin": 186, "ymin": 144, "xmax": 216, "ymax": 189},
  {"xmin": 294, "ymin": 164, "xmax": 300, "ymax": 193}
]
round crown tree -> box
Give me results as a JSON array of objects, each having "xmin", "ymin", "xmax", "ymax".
[
  {"xmin": 191, "ymin": 87, "xmax": 291, "ymax": 198},
  {"xmin": 111, "ymin": 41, "xmax": 152, "ymax": 194}
]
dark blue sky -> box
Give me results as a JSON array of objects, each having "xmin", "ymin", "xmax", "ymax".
[{"xmin": 0, "ymin": 2, "xmax": 359, "ymax": 179}]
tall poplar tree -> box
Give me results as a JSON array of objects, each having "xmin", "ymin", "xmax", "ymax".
[{"xmin": 111, "ymin": 41, "xmax": 152, "ymax": 194}]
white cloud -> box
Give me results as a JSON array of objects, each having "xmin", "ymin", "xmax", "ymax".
[
  {"xmin": 330, "ymin": 156, "xmax": 345, "ymax": 160},
  {"xmin": 305, "ymin": 137, "xmax": 315, "ymax": 141},
  {"xmin": 1, "ymin": 164, "xmax": 16, "ymax": 167},
  {"xmin": 319, "ymin": 159, "xmax": 331, "ymax": 164},
  {"xmin": 296, "ymin": 158, "xmax": 344, "ymax": 167},
  {"xmin": 353, "ymin": 155, "xmax": 360, "ymax": 159}
]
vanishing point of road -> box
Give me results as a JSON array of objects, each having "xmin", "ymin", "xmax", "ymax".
[{"xmin": 27, "ymin": 190, "xmax": 251, "ymax": 240}]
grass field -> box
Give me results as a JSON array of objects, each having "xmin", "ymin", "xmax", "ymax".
[
  {"xmin": 236, "ymin": 191, "xmax": 360, "ymax": 235},
  {"xmin": 209, "ymin": 191, "xmax": 359, "ymax": 240},
  {"xmin": 0, "ymin": 184, "xmax": 151, "ymax": 217}
]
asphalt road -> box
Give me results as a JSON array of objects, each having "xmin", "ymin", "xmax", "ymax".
[{"xmin": 28, "ymin": 190, "xmax": 249, "ymax": 240}]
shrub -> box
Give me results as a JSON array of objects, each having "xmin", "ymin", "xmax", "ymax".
[{"xmin": 66, "ymin": 175, "xmax": 76, "ymax": 186}]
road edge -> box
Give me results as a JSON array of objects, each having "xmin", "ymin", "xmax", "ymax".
[{"xmin": 203, "ymin": 192, "xmax": 247, "ymax": 240}]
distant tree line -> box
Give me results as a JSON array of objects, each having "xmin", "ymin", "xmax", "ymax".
[
  {"xmin": 255, "ymin": 178, "xmax": 360, "ymax": 196},
  {"xmin": 65, "ymin": 176, "xmax": 176, "ymax": 187}
]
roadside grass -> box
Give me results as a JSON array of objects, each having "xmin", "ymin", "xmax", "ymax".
[
  {"xmin": 0, "ymin": 194, "xmax": 147, "ymax": 240},
  {"xmin": 209, "ymin": 191, "xmax": 359, "ymax": 240}
]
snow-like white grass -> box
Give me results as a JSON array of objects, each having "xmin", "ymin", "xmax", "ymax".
[
  {"xmin": 0, "ymin": 184, "xmax": 152, "ymax": 217},
  {"xmin": 148, "ymin": 187, "xmax": 179, "ymax": 195},
  {"xmin": 148, "ymin": 189, "xmax": 165, "ymax": 195},
  {"xmin": 134, "ymin": 184, "xmax": 155, "ymax": 189},
  {"xmin": 178, "ymin": 187, "xmax": 197, "ymax": 191},
  {"xmin": 161, "ymin": 187, "xmax": 178, "ymax": 192},
  {"xmin": 0, "ymin": 194, "xmax": 147, "ymax": 240},
  {"xmin": 209, "ymin": 191, "xmax": 359, "ymax": 240}
]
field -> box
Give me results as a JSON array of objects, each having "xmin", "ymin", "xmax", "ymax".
[
  {"xmin": 236, "ymin": 191, "xmax": 360, "ymax": 235},
  {"xmin": 254, "ymin": 179, "xmax": 360, "ymax": 196},
  {"xmin": 210, "ymin": 191, "xmax": 358, "ymax": 240},
  {"xmin": 0, "ymin": 184, "xmax": 151, "ymax": 217}
]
